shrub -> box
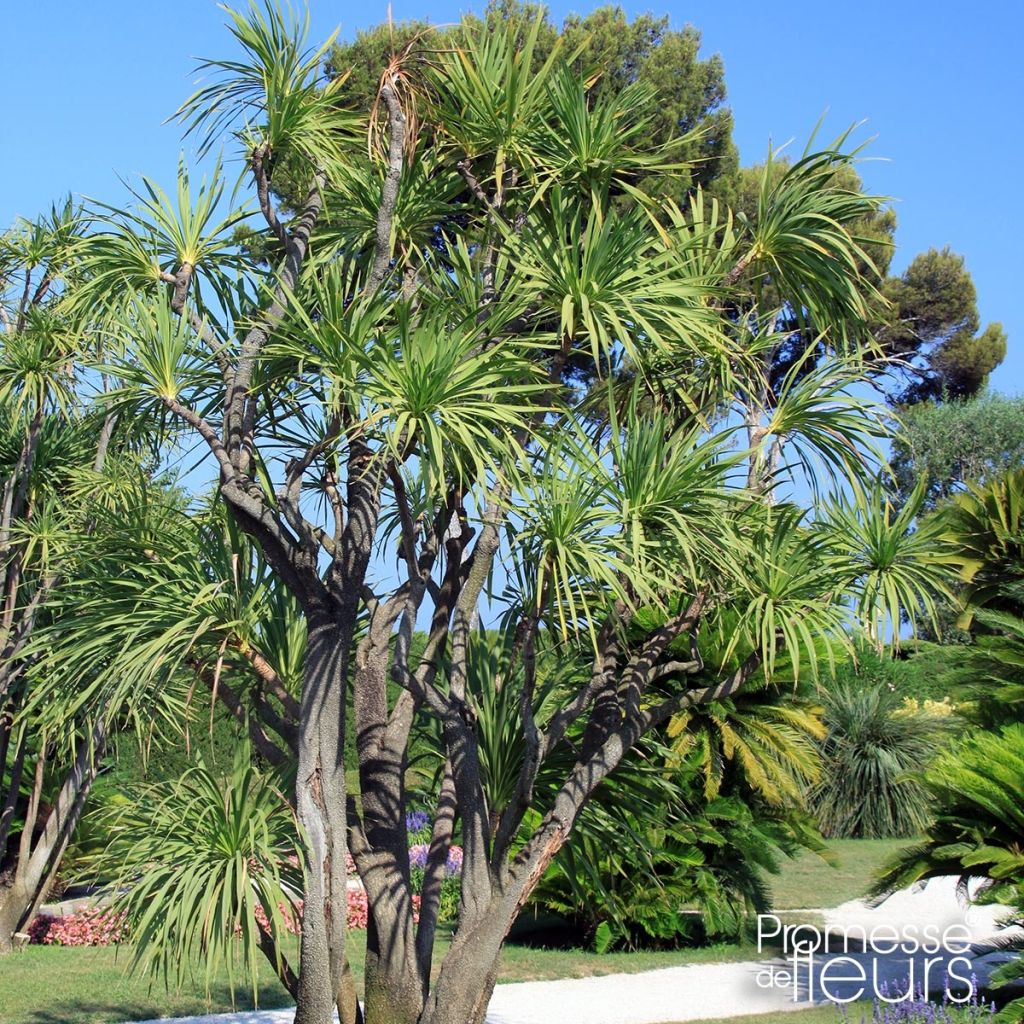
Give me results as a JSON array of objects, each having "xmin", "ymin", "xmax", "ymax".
[
  {"xmin": 28, "ymin": 909, "xmax": 128, "ymax": 946},
  {"xmin": 831, "ymin": 643, "xmax": 973, "ymax": 705},
  {"xmin": 809, "ymin": 681, "xmax": 950, "ymax": 838},
  {"xmin": 530, "ymin": 734, "xmax": 822, "ymax": 950},
  {"xmin": 262, "ymin": 890, "xmax": 420, "ymax": 933}
]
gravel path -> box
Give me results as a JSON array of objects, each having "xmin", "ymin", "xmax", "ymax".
[
  {"xmin": 126, "ymin": 877, "xmax": 1020, "ymax": 1024},
  {"xmin": 125, "ymin": 960, "xmax": 807, "ymax": 1024}
]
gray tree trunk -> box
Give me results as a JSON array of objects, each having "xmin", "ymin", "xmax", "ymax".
[
  {"xmin": 0, "ymin": 719, "xmax": 105, "ymax": 953},
  {"xmin": 294, "ymin": 612, "xmax": 351, "ymax": 1024}
]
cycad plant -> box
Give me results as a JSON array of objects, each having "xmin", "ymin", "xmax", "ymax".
[
  {"xmin": 874, "ymin": 724, "xmax": 1024, "ymax": 1022},
  {"xmin": 12, "ymin": 4, "xmax": 958, "ymax": 1022},
  {"xmin": 943, "ymin": 467, "xmax": 1024, "ymax": 618},
  {"xmin": 531, "ymin": 743, "xmax": 821, "ymax": 951}
]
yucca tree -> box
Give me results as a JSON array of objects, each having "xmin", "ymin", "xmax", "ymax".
[
  {"xmin": 0, "ymin": 199, "xmax": 154, "ymax": 950},
  {"xmin": 36, "ymin": 4, "xmax": 957, "ymax": 1022}
]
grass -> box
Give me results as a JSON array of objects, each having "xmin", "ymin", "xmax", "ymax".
[
  {"xmin": 0, "ymin": 838, "xmax": 913, "ymax": 1024},
  {"xmin": 674, "ymin": 1006, "xmax": 858, "ymax": 1024},
  {"xmin": 0, "ymin": 931, "xmax": 767, "ymax": 1024},
  {"xmin": 769, "ymin": 839, "xmax": 909, "ymax": 910},
  {"xmin": 0, "ymin": 943, "xmax": 294, "ymax": 1024},
  {"xmin": 497, "ymin": 937, "xmax": 764, "ymax": 981}
]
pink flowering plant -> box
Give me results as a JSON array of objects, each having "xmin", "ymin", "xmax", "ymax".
[
  {"xmin": 28, "ymin": 908, "xmax": 129, "ymax": 946},
  {"xmin": 251, "ymin": 889, "xmax": 421, "ymax": 935}
]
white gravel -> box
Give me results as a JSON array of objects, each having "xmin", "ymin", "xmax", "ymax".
[
  {"xmin": 486, "ymin": 959, "xmax": 806, "ymax": 1024},
  {"xmin": 823, "ymin": 874, "xmax": 1018, "ymax": 943},
  {"xmin": 125, "ymin": 876, "xmax": 1020, "ymax": 1024},
  {"xmin": 125, "ymin": 961, "xmax": 805, "ymax": 1024}
]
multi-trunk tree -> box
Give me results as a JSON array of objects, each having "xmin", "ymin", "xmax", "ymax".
[
  {"xmin": 24, "ymin": 4, "xmax": 953, "ymax": 1023},
  {"xmin": 0, "ymin": 201, "xmax": 140, "ymax": 949}
]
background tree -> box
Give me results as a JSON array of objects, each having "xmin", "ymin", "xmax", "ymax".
[
  {"xmin": 882, "ymin": 393, "xmax": 1024, "ymax": 644},
  {"xmin": 722, "ymin": 160, "xmax": 1008, "ymax": 418},
  {"xmin": 322, "ymin": 2, "xmax": 1009, "ymax": 446},
  {"xmin": 34, "ymin": 6, "xmax": 954, "ymax": 1024},
  {"xmin": 881, "ymin": 247, "xmax": 1007, "ymax": 404},
  {"xmin": 326, "ymin": 1, "xmax": 737, "ymax": 200},
  {"xmin": 890, "ymin": 393, "xmax": 1024, "ymax": 510},
  {"xmin": 0, "ymin": 201, "xmax": 159, "ymax": 950}
]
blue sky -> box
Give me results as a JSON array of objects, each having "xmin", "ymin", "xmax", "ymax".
[{"xmin": 3, "ymin": 0, "xmax": 1021, "ymax": 391}]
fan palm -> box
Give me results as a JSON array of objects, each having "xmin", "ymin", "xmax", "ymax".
[{"xmin": 809, "ymin": 680, "xmax": 950, "ymax": 838}]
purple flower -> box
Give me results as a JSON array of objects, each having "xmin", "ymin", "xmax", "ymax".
[
  {"xmin": 407, "ymin": 843, "xmax": 464, "ymax": 875},
  {"xmin": 406, "ymin": 810, "xmax": 430, "ymax": 833},
  {"xmin": 446, "ymin": 846, "xmax": 463, "ymax": 876}
]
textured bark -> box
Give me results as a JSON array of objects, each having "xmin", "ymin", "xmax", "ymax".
[
  {"xmin": 355, "ymin": 670, "xmax": 422, "ymax": 1024},
  {"xmin": 418, "ymin": 906, "xmax": 508, "ymax": 1024},
  {"xmin": 294, "ymin": 612, "xmax": 350, "ymax": 1024},
  {"xmin": 0, "ymin": 879, "xmax": 31, "ymax": 954},
  {"xmin": 367, "ymin": 84, "xmax": 406, "ymax": 292},
  {"xmin": 0, "ymin": 720, "xmax": 106, "ymax": 953},
  {"xmin": 337, "ymin": 957, "xmax": 363, "ymax": 1024}
]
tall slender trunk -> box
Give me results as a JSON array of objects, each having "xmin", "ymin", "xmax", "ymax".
[
  {"xmin": 355, "ymin": 644, "xmax": 422, "ymax": 1024},
  {"xmin": 0, "ymin": 719, "xmax": 107, "ymax": 952},
  {"xmin": 294, "ymin": 609, "xmax": 350, "ymax": 1024}
]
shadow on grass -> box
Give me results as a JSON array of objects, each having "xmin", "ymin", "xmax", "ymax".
[{"xmin": 16, "ymin": 985, "xmax": 294, "ymax": 1024}]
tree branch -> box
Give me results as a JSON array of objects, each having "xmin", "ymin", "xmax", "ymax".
[
  {"xmin": 252, "ymin": 144, "xmax": 289, "ymax": 250},
  {"xmin": 367, "ymin": 83, "xmax": 406, "ymax": 292}
]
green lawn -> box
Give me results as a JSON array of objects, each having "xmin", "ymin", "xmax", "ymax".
[
  {"xmin": 0, "ymin": 944, "xmax": 294, "ymax": 1024},
  {"xmin": 680, "ymin": 1006, "xmax": 851, "ymax": 1024},
  {"xmin": 769, "ymin": 838, "xmax": 909, "ymax": 910},
  {"xmin": 0, "ymin": 932, "xmax": 766, "ymax": 1024},
  {"xmin": 0, "ymin": 838, "xmax": 911, "ymax": 1024}
]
